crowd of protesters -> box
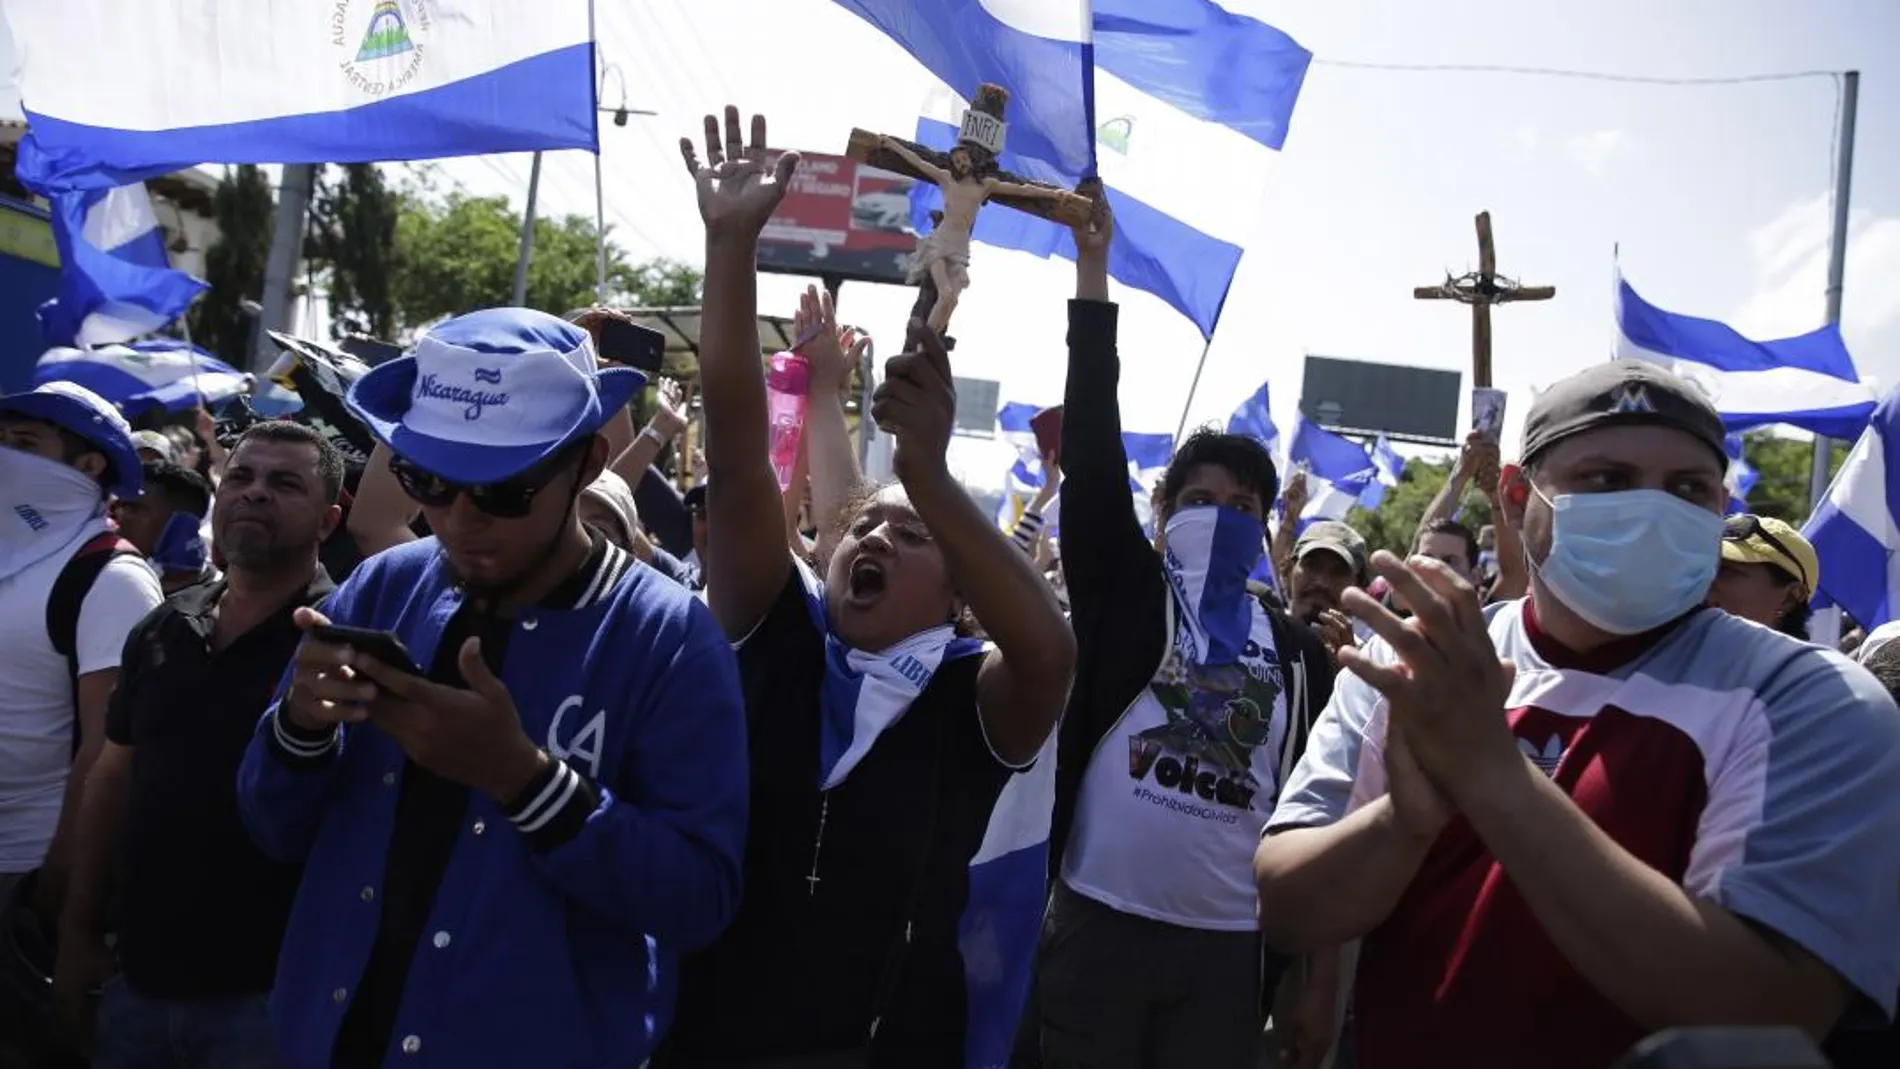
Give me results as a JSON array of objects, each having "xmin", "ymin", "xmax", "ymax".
[{"xmin": 0, "ymin": 104, "xmax": 1896, "ymax": 1069}]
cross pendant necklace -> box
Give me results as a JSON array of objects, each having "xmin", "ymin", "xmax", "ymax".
[{"xmin": 806, "ymin": 792, "xmax": 831, "ymax": 898}]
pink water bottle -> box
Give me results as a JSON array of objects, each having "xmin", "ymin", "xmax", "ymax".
[{"xmin": 765, "ymin": 351, "xmax": 811, "ymax": 491}]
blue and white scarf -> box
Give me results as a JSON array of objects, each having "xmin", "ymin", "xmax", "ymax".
[
  {"xmin": 795, "ymin": 561, "xmax": 1056, "ymax": 1068},
  {"xmin": 0, "ymin": 447, "xmax": 110, "ymax": 583},
  {"xmin": 1160, "ymin": 505, "xmax": 1268, "ymax": 668}
]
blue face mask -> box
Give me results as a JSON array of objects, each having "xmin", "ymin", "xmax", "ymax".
[
  {"xmin": 1161, "ymin": 505, "xmax": 1266, "ymax": 665},
  {"xmin": 152, "ymin": 511, "xmax": 207, "ymax": 576},
  {"xmin": 1532, "ymin": 487, "xmax": 1722, "ymax": 635}
]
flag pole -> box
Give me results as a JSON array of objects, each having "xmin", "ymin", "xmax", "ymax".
[
  {"xmin": 511, "ymin": 152, "xmax": 543, "ymax": 308},
  {"xmin": 1172, "ymin": 338, "xmax": 1215, "ymax": 444},
  {"xmin": 1808, "ymin": 70, "xmax": 1858, "ymax": 646}
]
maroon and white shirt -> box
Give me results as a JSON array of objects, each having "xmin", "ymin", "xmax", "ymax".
[{"xmin": 1269, "ymin": 598, "xmax": 1900, "ymax": 1069}]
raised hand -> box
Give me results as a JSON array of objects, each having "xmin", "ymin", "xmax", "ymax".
[
  {"xmin": 1071, "ymin": 177, "xmax": 1114, "ymax": 259},
  {"xmin": 872, "ymin": 319, "xmax": 957, "ymax": 489},
  {"xmin": 680, "ymin": 106, "xmax": 799, "ymax": 242},
  {"xmin": 650, "ymin": 378, "xmax": 688, "ymax": 439},
  {"xmin": 794, "ymin": 284, "xmax": 869, "ymax": 391}
]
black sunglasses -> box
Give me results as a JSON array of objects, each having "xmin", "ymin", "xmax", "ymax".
[
  {"xmin": 388, "ymin": 446, "xmax": 579, "ymax": 519},
  {"xmin": 1722, "ymin": 514, "xmax": 1807, "ymax": 588}
]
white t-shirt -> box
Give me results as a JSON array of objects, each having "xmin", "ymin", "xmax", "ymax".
[
  {"xmin": 0, "ymin": 531, "xmax": 162, "ymax": 873},
  {"xmin": 1062, "ymin": 600, "xmax": 1291, "ymax": 930}
]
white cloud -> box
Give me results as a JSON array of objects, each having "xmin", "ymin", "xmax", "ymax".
[
  {"xmin": 1730, "ymin": 193, "xmax": 1900, "ymax": 342},
  {"xmin": 1563, "ymin": 129, "xmax": 1625, "ymax": 175}
]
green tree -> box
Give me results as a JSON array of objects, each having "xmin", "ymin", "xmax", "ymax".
[
  {"xmin": 1733, "ymin": 430, "xmax": 1850, "ymax": 523},
  {"xmin": 1343, "ymin": 458, "xmax": 1494, "ymax": 559},
  {"xmin": 310, "ymin": 164, "xmax": 399, "ymax": 339},
  {"xmin": 388, "ymin": 191, "xmax": 703, "ymax": 333},
  {"xmin": 189, "ymin": 165, "xmax": 274, "ymax": 365}
]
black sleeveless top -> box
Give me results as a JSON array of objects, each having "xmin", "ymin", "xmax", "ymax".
[{"xmin": 659, "ymin": 572, "xmax": 1012, "ymax": 1067}]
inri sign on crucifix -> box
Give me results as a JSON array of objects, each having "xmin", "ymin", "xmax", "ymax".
[{"xmin": 1414, "ymin": 212, "xmax": 1556, "ymax": 387}]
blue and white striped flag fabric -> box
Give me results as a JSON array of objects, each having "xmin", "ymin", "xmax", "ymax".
[
  {"xmin": 1724, "ymin": 432, "xmax": 1759, "ymax": 517},
  {"xmin": 36, "ymin": 340, "xmax": 251, "ymax": 415},
  {"xmin": 1288, "ymin": 416, "xmax": 1375, "ymax": 530},
  {"xmin": 9, "ymin": 0, "xmax": 597, "ymax": 190},
  {"xmin": 1227, "ymin": 379, "xmax": 1281, "ymax": 460},
  {"xmin": 37, "ymin": 182, "xmax": 206, "ymax": 348},
  {"xmin": 1802, "ymin": 384, "xmax": 1900, "ymax": 629},
  {"xmin": 995, "ymin": 400, "xmax": 1171, "ymax": 536},
  {"xmin": 1358, "ymin": 434, "xmax": 1406, "ymax": 511},
  {"xmin": 833, "ymin": 0, "xmax": 1308, "ymax": 337},
  {"xmin": 792, "ymin": 556, "xmax": 1048, "ymax": 1069},
  {"xmin": 1614, "ymin": 269, "xmax": 1875, "ymax": 442}
]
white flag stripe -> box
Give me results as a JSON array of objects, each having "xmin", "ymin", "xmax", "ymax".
[
  {"xmin": 8, "ymin": 0, "xmax": 588, "ymax": 132},
  {"xmin": 974, "ymin": 0, "xmax": 1092, "ymax": 43},
  {"xmin": 1615, "ymin": 335, "xmax": 1879, "ymax": 424},
  {"xmin": 1089, "ymin": 65, "xmax": 1275, "ymax": 240}
]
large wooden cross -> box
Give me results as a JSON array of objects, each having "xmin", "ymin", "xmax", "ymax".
[{"xmin": 1413, "ymin": 212, "xmax": 1555, "ymax": 387}]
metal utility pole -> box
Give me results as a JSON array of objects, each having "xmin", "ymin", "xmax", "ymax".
[
  {"xmin": 511, "ymin": 152, "xmax": 544, "ymax": 307},
  {"xmin": 1808, "ymin": 70, "xmax": 1859, "ymax": 646},
  {"xmin": 252, "ymin": 163, "xmax": 316, "ymax": 373}
]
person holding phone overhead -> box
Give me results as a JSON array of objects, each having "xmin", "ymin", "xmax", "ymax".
[{"xmin": 236, "ymin": 308, "xmax": 749, "ymax": 1069}]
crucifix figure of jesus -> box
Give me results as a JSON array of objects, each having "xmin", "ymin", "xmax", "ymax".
[
  {"xmin": 1413, "ymin": 212, "xmax": 1555, "ymax": 387},
  {"xmin": 848, "ymin": 84, "xmax": 1093, "ymax": 342}
]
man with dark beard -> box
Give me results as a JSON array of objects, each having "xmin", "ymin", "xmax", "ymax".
[
  {"xmin": 236, "ymin": 309, "xmax": 747, "ymax": 1069},
  {"xmin": 56, "ymin": 421, "xmax": 342, "ymax": 1066}
]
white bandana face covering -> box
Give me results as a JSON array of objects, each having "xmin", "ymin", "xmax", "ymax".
[{"xmin": 0, "ymin": 446, "xmax": 108, "ymax": 582}]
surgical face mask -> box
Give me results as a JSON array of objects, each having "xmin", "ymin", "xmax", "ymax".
[
  {"xmin": 1531, "ymin": 486, "xmax": 1722, "ymax": 636},
  {"xmin": 1161, "ymin": 505, "xmax": 1265, "ymax": 665}
]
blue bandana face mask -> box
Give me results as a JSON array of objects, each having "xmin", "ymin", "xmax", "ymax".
[
  {"xmin": 1162, "ymin": 505, "xmax": 1266, "ymax": 666},
  {"xmin": 152, "ymin": 511, "xmax": 207, "ymax": 576},
  {"xmin": 1531, "ymin": 486, "xmax": 1722, "ymax": 635}
]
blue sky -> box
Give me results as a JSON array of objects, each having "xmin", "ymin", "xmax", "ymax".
[{"xmin": 6, "ymin": 1, "xmax": 1895, "ymax": 488}]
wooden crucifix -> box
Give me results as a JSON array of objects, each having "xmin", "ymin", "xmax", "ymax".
[
  {"xmin": 1413, "ymin": 212, "xmax": 1556, "ymax": 387},
  {"xmin": 846, "ymin": 84, "xmax": 1095, "ymax": 344}
]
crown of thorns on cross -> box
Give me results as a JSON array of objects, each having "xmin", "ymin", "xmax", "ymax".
[{"xmin": 1428, "ymin": 269, "xmax": 1536, "ymax": 304}]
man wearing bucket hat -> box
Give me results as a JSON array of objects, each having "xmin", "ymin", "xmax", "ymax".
[
  {"xmin": 0, "ymin": 382, "xmax": 162, "ymax": 917},
  {"xmin": 236, "ymin": 308, "xmax": 749, "ymax": 1068}
]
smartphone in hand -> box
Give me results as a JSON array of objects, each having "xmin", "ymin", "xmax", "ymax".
[
  {"xmin": 309, "ymin": 624, "xmax": 421, "ymax": 676},
  {"xmin": 598, "ymin": 318, "xmax": 666, "ymax": 376}
]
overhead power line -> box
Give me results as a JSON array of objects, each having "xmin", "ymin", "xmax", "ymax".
[{"xmin": 1310, "ymin": 59, "xmax": 1836, "ymax": 88}]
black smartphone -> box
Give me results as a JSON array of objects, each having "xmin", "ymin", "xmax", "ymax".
[
  {"xmin": 309, "ymin": 624, "xmax": 421, "ymax": 675},
  {"xmin": 598, "ymin": 317, "xmax": 666, "ymax": 376}
]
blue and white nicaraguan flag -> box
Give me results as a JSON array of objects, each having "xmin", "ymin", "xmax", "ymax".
[
  {"xmin": 1358, "ymin": 434, "xmax": 1407, "ymax": 511},
  {"xmin": 1804, "ymin": 383, "xmax": 1900, "ymax": 630},
  {"xmin": 1227, "ymin": 379, "xmax": 1281, "ymax": 461},
  {"xmin": 832, "ymin": 0, "xmax": 1310, "ymax": 338},
  {"xmin": 36, "ymin": 340, "xmax": 252, "ymax": 415},
  {"xmin": 1614, "ymin": 268, "xmax": 1876, "ymax": 442},
  {"xmin": 7, "ymin": 0, "xmax": 599, "ymax": 191},
  {"xmin": 1287, "ymin": 415, "xmax": 1376, "ymax": 530},
  {"xmin": 994, "ymin": 400, "xmax": 1171, "ymax": 538},
  {"xmin": 37, "ymin": 182, "xmax": 207, "ymax": 348}
]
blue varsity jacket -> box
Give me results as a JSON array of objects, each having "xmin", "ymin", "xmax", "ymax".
[{"xmin": 236, "ymin": 538, "xmax": 748, "ymax": 1069}]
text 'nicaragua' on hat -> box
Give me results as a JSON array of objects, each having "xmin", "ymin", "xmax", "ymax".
[{"xmin": 346, "ymin": 308, "xmax": 646, "ymax": 486}]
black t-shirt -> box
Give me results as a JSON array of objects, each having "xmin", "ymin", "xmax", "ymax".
[
  {"xmin": 660, "ymin": 571, "xmax": 1012, "ymax": 1068},
  {"xmin": 105, "ymin": 568, "xmax": 335, "ymax": 999}
]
